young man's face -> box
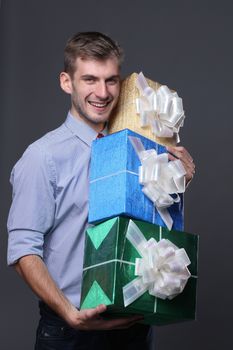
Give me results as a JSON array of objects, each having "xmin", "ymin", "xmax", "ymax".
[{"xmin": 61, "ymin": 57, "xmax": 120, "ymax": 132}]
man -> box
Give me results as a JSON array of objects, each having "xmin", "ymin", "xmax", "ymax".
[{"xmin": 7, "ymin": 32, "xmax": 195, "ymax": 350}]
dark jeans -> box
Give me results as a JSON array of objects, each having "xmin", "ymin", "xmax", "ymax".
[{"xmin": 35, "ymin": 302, "xmax": 155, "ymax": 350}]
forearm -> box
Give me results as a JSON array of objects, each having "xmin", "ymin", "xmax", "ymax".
[
  {"xmin": 14, "ymin": 254, "xmax": 142, "ymax": 330},
  {"xmin": 15, "ymin": 255, "xmax": 77, "ymax": 326}
]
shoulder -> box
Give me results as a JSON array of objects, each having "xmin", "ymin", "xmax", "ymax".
[
  {"xmin": 10, "ymin": 123, "xmax": 68, "ymax": 184},
  {"xmin": 14, "ymin": 122, "xmax": 73, "ymax": 168},
  {"xmin": 33, "ymin": 122, "xmax": 71, "ymax": 153}
]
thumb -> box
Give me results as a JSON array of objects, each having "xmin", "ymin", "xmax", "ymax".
[
  {"xmin": 94, "ymin": 304, "xmax": 107, "ymax": 314},
  {"xmin": 82, "ymin": 304, "xmax": 107, "ymax": 320}
]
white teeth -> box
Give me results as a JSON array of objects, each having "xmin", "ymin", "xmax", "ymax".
[{"xmin": 89, "ymin": 102, "xmax": 109, "ymax": 108}]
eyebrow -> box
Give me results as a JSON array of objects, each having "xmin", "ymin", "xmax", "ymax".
[{"xmin": 81, "ymin": 74, "xmax": 120, "ymax": 81}]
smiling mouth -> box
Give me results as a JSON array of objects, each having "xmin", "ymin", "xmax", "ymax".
[{"xmin": 88, "ymin": 101, "xmax": 111, "ymax": 109}]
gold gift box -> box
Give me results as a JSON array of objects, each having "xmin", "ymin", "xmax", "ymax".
[{"xmin": 109, "ymin": 73, "xmax": 177, "ymax": 146}]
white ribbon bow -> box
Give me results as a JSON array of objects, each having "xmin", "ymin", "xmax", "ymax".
[
  {"xmin": 123, "ymin": 220, "xmax": 191, "ymax": 308},
  {"xmin": 129, "ymin": 136, "xmax": 186, "ymax": 230},
  {"xmin": 136, "ymin": 72, "xmax": 185, "ymax": 143}
]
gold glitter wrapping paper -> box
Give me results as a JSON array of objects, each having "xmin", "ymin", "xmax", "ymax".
[{"xmin": 109, "ymin": 73, "xmax": 177, "ymax": 146}]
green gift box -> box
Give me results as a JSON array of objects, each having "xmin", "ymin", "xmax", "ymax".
[{"xmin": 80, "ymin": 217, "xmax": 198, "ymax": 325}]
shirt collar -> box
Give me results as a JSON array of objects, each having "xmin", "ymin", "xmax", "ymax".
[{"xmin": 64, "ymin": 112, "xmax": 103, "ymax": 146}]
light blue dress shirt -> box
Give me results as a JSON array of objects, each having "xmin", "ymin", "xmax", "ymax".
[{"xmin": 7, "ymin": 112, "xmax": 102, "ymax": 307}]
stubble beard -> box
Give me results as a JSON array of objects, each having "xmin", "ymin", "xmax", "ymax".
[
  {"xmin": 78, "ymin": 104, "xmax": 102, "ymax": 125},
  {"xmin": 73, "ymin": 98, "xmax": 112, "ymax": 126}
]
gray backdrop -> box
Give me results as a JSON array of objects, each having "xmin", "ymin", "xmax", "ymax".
[{"xmin": 0, "ymin": 0, "xmax": 232, "ymax": 349}]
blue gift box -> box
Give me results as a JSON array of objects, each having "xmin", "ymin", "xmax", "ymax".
[{"xmin": 89, "ymin": 129, "xmax": 184, "ymax": 230}]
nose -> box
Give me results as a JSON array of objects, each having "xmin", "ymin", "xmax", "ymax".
[{"xmin": 95, "ymin": 81, "xmax": 109, "ymax": 100}]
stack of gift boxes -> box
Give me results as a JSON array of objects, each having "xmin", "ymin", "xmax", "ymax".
[{"xmin": 80, "ymin": 73, "xmax": 199, "ymax": 325}]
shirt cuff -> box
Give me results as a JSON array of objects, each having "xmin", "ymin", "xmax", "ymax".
[{"xmin": 7, "ymin": 229, "xmax": 44, "ymax": 266}]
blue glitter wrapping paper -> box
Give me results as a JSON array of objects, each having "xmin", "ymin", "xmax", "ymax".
[{"xmin": 89, "ymin": 129, "xmax": 184, "ymax": 230}]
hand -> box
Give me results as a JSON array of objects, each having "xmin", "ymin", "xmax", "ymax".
[
  {"xmin": 67, "ymin": 304, "xmax": 143, "ymax": 331},
  {"xmin": 166, "ymin": 146, "xmax": 195, "ymax": 186}
]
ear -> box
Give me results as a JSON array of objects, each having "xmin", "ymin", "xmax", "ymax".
[{"xmin": 60, "ymin": 72, "xmax": 73, "ymax": 94}]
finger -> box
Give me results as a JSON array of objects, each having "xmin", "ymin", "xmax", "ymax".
[
  {"xmin": 167, "ymin": 152, "xmax": 195, "ymax": 185},
  {"xmin": 115, "ymin": 315, "xmax": 144, "ymax": 329},
  {"xmin": 167, "ymin": 150, "xmax": 191, "ymax": 167},
  {"xmin": 81, "ymin": 304, "xmax": 107, "ymax": 320},
  {"xmin": 167, "ymin": 145, "xmax": 193, "ymax": 160},
  {"xmin": 168, "ymin": 152, "xmax": 195, "ymax": 174},
  {"xmin": 167, "ymin": 146, "xmax": 193, "ymax": 163},
  {"xmin": 185, "ymin": 164, "xmax": 195, "ymax": 182},
  {"xmin": 102, "ymin": 315, "xmax": 143, "ymax": 330},
  {"xmin": 167, "ymin": 153, "xmax": 178, "ymax": 161},
  {"xmin": 76, "ymin": 313, "xmax": 143, "ymax": 331},
  {"xmin": 183, "ymin": 164, "xmax": 195, "ymax": 180}
]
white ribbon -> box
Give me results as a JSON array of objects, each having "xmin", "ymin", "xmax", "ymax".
[
  {"xmin": 136, "ymin": 72, "xmax": 185, "ymax": 143},
  {"xmin": 123, "ymin": 220, "xmax": 191, "ymax": 308},
  {"xmin": 129, "ymin": 136, "xmax": 186, "ymax": 230}
]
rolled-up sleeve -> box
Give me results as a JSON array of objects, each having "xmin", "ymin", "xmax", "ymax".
[{"xmin": 7, "ymin": 143, "xmax": 56, "ymax": 265}]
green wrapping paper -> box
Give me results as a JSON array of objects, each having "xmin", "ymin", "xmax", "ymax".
[{"xmin": 80, "ymin": 217, "xmax": 198, "ymax": 325}]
